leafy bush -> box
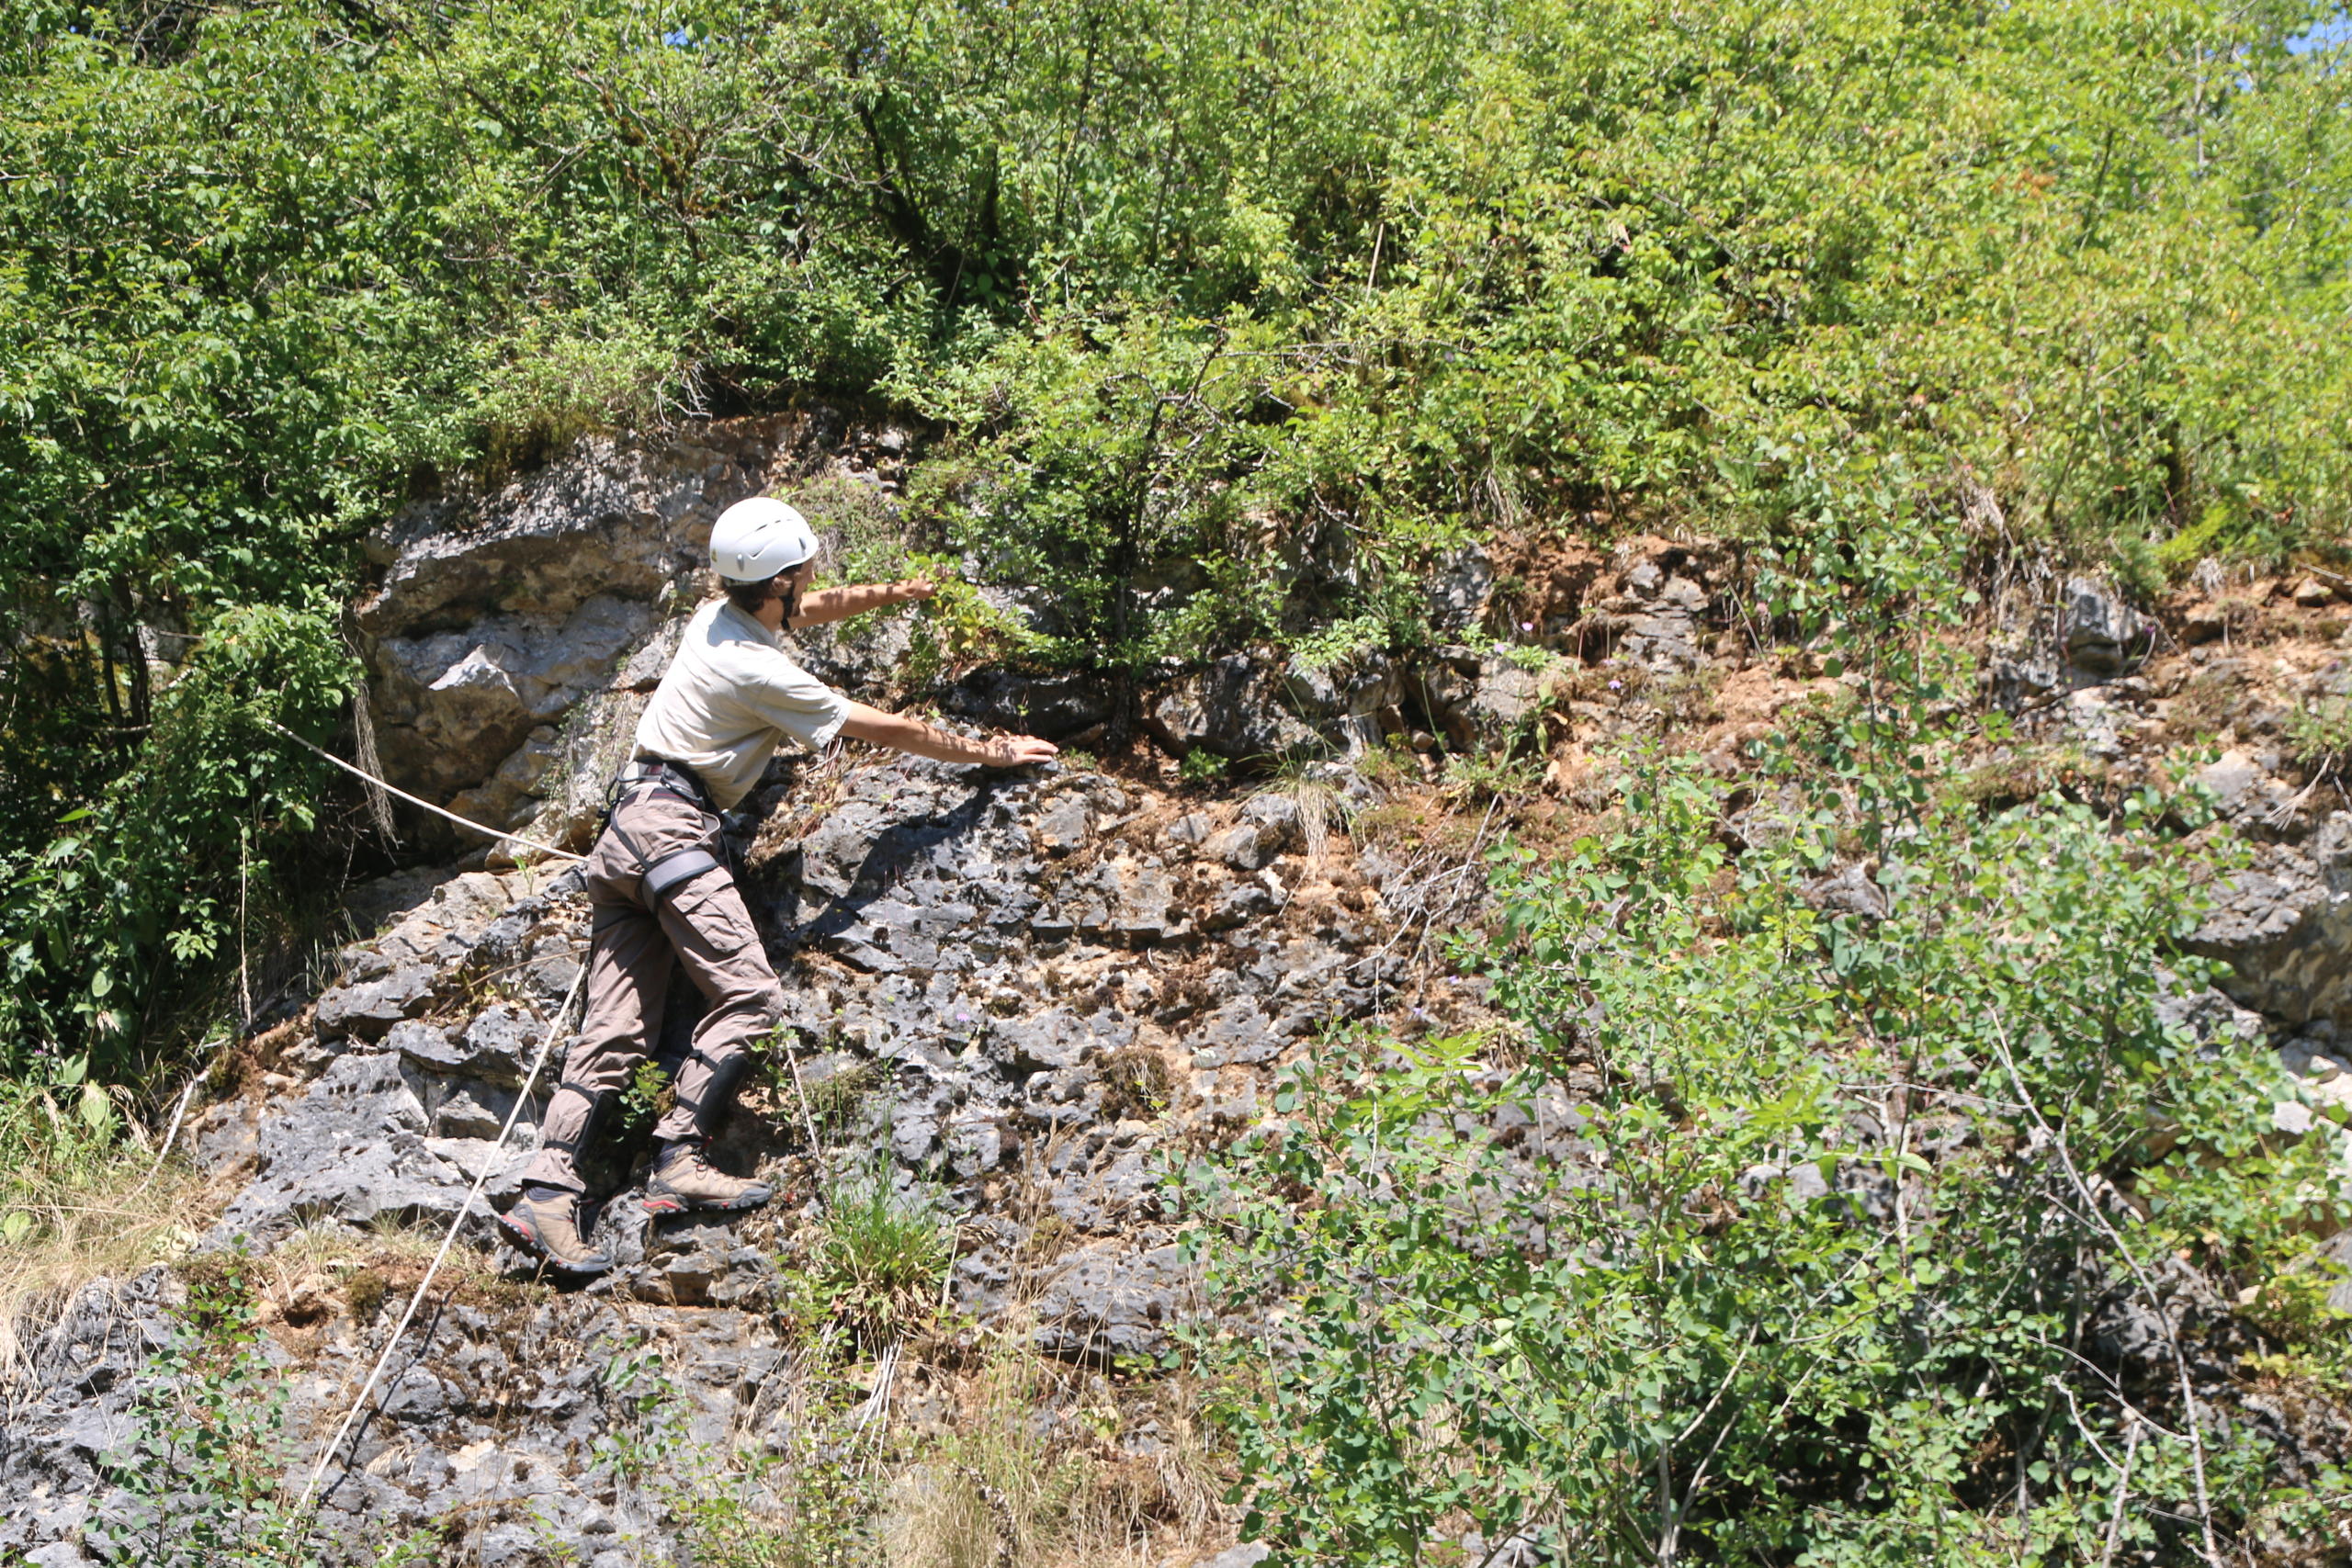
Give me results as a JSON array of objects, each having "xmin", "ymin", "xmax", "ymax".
[
  {"xmin": 895, "ymin": 553, "xmax": 1051, "ymax": 689},
  {"xmin": 0, "ymin": 605, "xmax": 350, "ymax": 1076},
  {"xmin": 1186, "ymin": 531, "xmax": 2352, "ymax": 1562},
  {"xmin": 92, "ymin": 1257, "xmax": 319, "ymax": 1568},
  {"xmin": 1189, "ymin": 752, "xmax": 2352, "ymax": 1562}
]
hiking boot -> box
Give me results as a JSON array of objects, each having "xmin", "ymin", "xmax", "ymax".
[
  {"xmin": 497, "ymin": 1189, "xmax": 614, "ymax": 1275},
  {"xmin": 644, "ymin": 1139, "xmax": 773, "ymax": 1215}
]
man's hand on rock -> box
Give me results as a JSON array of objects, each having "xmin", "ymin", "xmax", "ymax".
[
  {"xmin": 990, "ymin": 736, "xmax": 1059, "ymax": 768},
  {"xmin": 838, "ymin": 703, "xmax": 1056, "ymax": 769}
]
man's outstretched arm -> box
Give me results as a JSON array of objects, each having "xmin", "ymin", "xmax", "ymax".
[
  {"xmin": 788, "ymin": 578, "xmax": 934, "ymax": 628},
  {"xmin": 837, "ymin": 703, "xmax": 1059, "ymax": 768}
]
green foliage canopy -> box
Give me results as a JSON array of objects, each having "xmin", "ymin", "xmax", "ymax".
[{"xmin": 0, "ymin": 0, "xmax": 2345, "ymax": 1066}]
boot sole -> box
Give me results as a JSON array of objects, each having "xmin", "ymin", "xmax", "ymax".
[
  {"xmin": 643, "ymin": 1187, "xmax": 773, "ymax": 1216},
  {"xmin": 495, "ymin": 1210, "xmax": 614, "ymax": 1276}
]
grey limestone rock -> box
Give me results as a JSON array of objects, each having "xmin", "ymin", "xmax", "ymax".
[
  {"xmin": 1166, "ymin": 811, "xmax": 1214, "ymax": 846},
  {"xmin": 1283, "ymin": 654, "xmax": 1405, "ymax": 755},
  {"xmin": 314, "ymin": 964, "xmax": 437, "ymax": 1043},
  {"xmin": 1198, "ymin": 1546, "xmax": 1273, "ymax": 1568},
  {"xmin": 1030, "ymin": 1242, "xmax": 1193, "ymax": 1361},
  {"xmin": 1145, "ymin": 654, "xmax": 1322, "ymax": 761},
  {"xmin": 210, "ymin": 1051, "xmax": 504, "ymax": 1244},
  {"xmin": 1239, "ymin": 790, "xmax": 1302, "ymax": 842},
  {"xmin": 2193, "ymin": 748, "xmax": 2317, "ymax": 838},
  {"xmin": 1468, "ymin": 654, "xmax": 1546, "ymax": 732},
  {"xmin": 384, "ymin": 1006, "xmax": 545, "ymax": 1091},
  {"xmin": 359, "ymin": 429, "xmax": 727, "ymax": 636},
  {"xmin": 355, "ymin": 410, "xmax": 910, "ymax": 844},
  {"xmin": 1204, "ymin": 880, "xmax": 1280, "ymax": 931},
  {"xmin": 1801, "ymin": 861, "xmax": 1889, "ymax": 921},
  {"xmin": 2155, "ymin": 984, "xmax": 2268, "ymax": 1050},
  {"xmin": 2061, "ymin": 576, "xmax": 2154, "ymax": 682},
  {"xmin": 338, "ymin": 870, "xmax": 537, "ymax": 981},
  {"xmin": 1067, "ymin": 854, "xmax": 1180, "ymax": 942},
  {"xmin": 8, "ymin": 656, "xmax": 1437, "ymax": 1564},
  {"xmin": 1204, "ymin": 795, "xmax": 1301, "ymax": 872},
  {"xmin": 1589, "ymin": 552, "xmax": 1713, "ymax": 672},
  {"xmin": 1035, "ymin": 794, "xmax": 1091, "ymax": 855},
  {"xmin": 1191, "ymin": 998, "xmax": 1280, "ymax": 1066},
  {"xmin": 369, "ymin": 595, "xmax": 658, "ymax": 802},
  {"xmin": 1205, "ymin": 823, "xmax": 1275, "ymax": 872},
  {"xmin": 943, "ymin": 668, "xmax": 1114, "ymax": 739},
  {"xmin": 2190, "ymin": 811, "xmax": 2352, "ymax": 1027},
  {"xmin": 1428, "ymin": 543, "xmax": 1495, "ymax": 633}
]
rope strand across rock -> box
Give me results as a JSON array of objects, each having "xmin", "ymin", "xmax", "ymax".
[
  {"xmin": 287, "ymin": 957, "xmax": 587, "ymax": 1534},
  {"xmin": 266, "ymin": 720, "xmax": 585, "ymax": 864}
]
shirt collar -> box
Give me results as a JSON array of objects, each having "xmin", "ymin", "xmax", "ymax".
[{"xmin": 713, "ymin": 598, "xmax": 783, "ymax": 649}]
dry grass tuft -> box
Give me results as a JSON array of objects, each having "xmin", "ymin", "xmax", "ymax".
[
  {"xmin": 0, "ymin": 1083, "xmax": 213, "ymax": 1377},
  {"xmin": 883, "ymin": 1317, "xmax": 1229, "ymax": 1568}
]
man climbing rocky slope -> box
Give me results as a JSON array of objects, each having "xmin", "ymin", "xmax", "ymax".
[
  {"xmin": 6, "ymin": 414, "xmax": 2352, "ymax": 1564},
  {"xmin": 0, "ymin": 414, "xmax": 1498, "ymax": 1565}
]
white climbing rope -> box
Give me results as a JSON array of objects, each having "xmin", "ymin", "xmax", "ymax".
[
  {"xmin": 289, "ymin": 956, "xmax": 588, "ymax": 1528},
  {"xmin": 266, "ymin": 721, "xmax": 585, "ymax": 863}
]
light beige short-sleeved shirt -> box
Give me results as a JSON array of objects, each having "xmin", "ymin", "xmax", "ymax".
[{"xmin": 634, "ymin": 599, "xmax": 852, "ymax": 808}]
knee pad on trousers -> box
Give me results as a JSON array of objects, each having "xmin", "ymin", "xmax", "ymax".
[
  {"xmin": 680, "ymin": 1049, "xmax": 754, "ymax": 1139},
  {"xmin": 547, "ymin": 1081, "xmax": 641, "ymax": 1195},
  {"xmin": 544, "ymin": 1081, "xmax": 617, "ymax": 1158}
]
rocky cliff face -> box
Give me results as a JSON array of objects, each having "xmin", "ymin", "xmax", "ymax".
[
  {"xmin": 7, "ymin": 421, "xmax": 2352, "ymax": 1565},
  {"xmin": 3, "ymin": 745, "xmax": 1435, "ymax": 1562},
  {"xmin": 356, "ymin": 409, "xmax": 926, "ymax": 852},
  {"xmin": 345, "ymin": 415, "xmax": 1753, "ymax": 861},
  {"xmin": 2, "ymin": 417, "xmax": 1491, "ymax": 1563}
]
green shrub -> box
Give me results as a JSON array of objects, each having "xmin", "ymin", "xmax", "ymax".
[
  {"xmin": 93, "ymin": 1256, "xmax": 320, "ymax": 1568},
  {"xmin": 1180, "ymin": 750, "xmax": 1233, "ymax": 785},
  {"xmin": 1436, "ymin": 747, "xmax": 1544, "ymax": 803},
  {"xmin": 1185, "ymin": 745, "xmax": 2351, "ymax": 1563},
  {"xmin": 1184, "ymin": 521, "xmax": 2352, "ymax": 1562},
  {"xmin": 2286, "ymin": 693, "xmax": 2352, "ymax": 776},
  {"xmin": 0, "ymin": 604, "xmax": 350, "ymax": 1076}
]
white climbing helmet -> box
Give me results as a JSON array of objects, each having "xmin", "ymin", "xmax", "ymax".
[{"xmin": 708, "ymin": 498, "xmax": 819, "ymax": 582}]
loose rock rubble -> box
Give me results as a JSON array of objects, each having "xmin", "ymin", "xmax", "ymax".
[{"xmin": 0, "ymin": 734, "xmax": 1460, "ymax": 1564}]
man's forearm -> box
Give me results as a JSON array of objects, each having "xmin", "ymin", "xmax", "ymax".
[
  {"xmin": 789, "ymin": 581, "xmax": 920, "ymax": 628},
  {"xmin": 838, "ymin": 703, "xmax": 1007, "ymax": 765}
]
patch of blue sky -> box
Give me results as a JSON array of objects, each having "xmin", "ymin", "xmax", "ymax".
[{"xmin": 2286, "ymin": 10, "xmax": 2348, "ymax": 54}]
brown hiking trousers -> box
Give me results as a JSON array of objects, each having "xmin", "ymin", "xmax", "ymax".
[{"xmin": 521, "ymin": 787, "xmax": 784, "ymax": 1195}]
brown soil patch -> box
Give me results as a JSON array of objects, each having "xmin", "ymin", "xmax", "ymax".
[{"xmin": 1481, "ymin": 530, "xmax": 1610, "ymax": 634}]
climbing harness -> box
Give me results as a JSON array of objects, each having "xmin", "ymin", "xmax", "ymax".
[
  {"xmin": 614, "ymin": 755, "xmax": 714, "ymax": 811},
  {"xmin": 603, "ymin": 757, "xmax": 729, "ymax": 908}
]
